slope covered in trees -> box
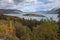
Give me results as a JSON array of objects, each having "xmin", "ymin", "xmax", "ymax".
[{"xmin": 0, "ymin": 14, "xmax": 59, "ymax": 40}]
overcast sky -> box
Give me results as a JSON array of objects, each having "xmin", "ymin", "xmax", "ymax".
[{"xmin": 0, "ymin": 0, "xmax": 60, "ymax": 12}]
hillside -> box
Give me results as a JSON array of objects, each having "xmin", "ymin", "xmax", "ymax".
[
  {"xmin": 0, "ymin": 14, "xmax": 59, "ymax": 40},
  {"xmin": 47, "ymin": 8, "xmax": 60, "ymax": 14},
  {"xmin": 0, "ymin": 9, "xmax": 22, "ymax": 14}
]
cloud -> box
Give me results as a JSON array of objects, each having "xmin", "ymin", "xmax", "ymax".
[
  {"xmin": 0, "ymin": 0, "xmax": 60, "ymax": 12},
  {"xmin": 15, "ymin": 0, "xmax": 52, "ymax": 12},
  {"xmin": 13, "ymin": 0, "xmax": 24, "ymax": 4},
  {"xmin": 16, "ymin": 0, "xmax": 60, "ymax": 12},
  {"xmin": 0, "ymin": 0, "xmax": 14, "ymax": 9}
]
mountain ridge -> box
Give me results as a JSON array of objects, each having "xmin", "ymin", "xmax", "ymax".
[
  {"xmin": 0, "ymin": 9, "xmax": 22, "ymax": 14},
  {"xmin": 47, "ymin": 8, "xmax": 60, "ymax": 14}
]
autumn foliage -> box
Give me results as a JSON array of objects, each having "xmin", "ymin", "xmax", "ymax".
[{"xmin": 0, "ymin": 14, "xmax": 59, "ymax": 40}]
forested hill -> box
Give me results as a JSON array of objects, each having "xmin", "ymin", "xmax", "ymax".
[
  {"xmin": 0, "ymin": 9, "xmax": 22, "ymax": 14},
  {"xmin": 0, "ymin": 14, "xmax": 59, "ymax": 40}
]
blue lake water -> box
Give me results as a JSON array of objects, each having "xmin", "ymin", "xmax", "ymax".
[{"xmin": 4, "ymin": 13, "xmax": 58, "ymax": 22}]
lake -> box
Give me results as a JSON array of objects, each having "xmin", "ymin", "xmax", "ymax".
[{"xmin": 4, "ymin": 13, "xmax": 58, "ymax": 22}]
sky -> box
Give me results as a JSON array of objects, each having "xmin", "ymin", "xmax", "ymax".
[{"xmin": 0, "ymin": 0, "xmax": 60, "ymax": 12}]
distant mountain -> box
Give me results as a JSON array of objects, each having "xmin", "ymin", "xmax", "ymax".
[
  {"xmin": 0, "ymin": 9, "xmax": 22, "ymax": 14},
  {"xmin": 25, "ymin": 11, "xmax": 47, "ymax": 14},
  {"xmin": 47, "ymin": 8, "xmax": 60, "ymax": 14},
  {"xmin": 35, "ymin": 11, "xmax": 47, "ymax": 13}
]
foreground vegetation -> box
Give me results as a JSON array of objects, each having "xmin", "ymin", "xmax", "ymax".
[{"xmin": 0, "ymin": 14, "xmax": 59, "ymax": 40}]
